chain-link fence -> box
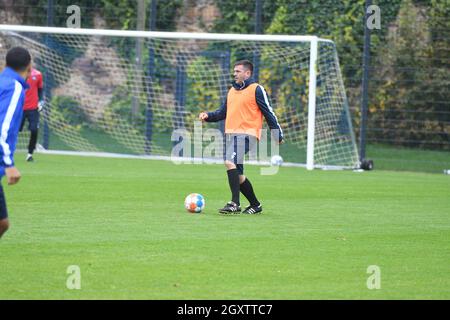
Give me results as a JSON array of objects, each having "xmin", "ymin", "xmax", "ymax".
[{"xmin": 1, "ymin": 0, "xmax": 448, "ymax": 172}]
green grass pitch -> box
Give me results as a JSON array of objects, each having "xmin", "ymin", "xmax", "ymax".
[{"xmin": 0, "ymin": 152, "xmax": 449, "ymax": 299}]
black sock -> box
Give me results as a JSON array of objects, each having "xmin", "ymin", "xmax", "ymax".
[
  {"xmin": 240, "ymin": 178, "xmax": 260, "ymax": 206},
  {"xmin": 227, "ymin": 169, "xmax": 240, "ymax": 206},
  {"xmin": 28, "ymin": 129, "xmax": 38, "ymax": 154}
]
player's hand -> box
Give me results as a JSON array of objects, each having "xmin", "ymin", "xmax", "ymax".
[
  {"xmin": 279, "ymin": 139, "xmax": 285, "ymax": 145},
  {"xmin": 38, "ymin": 100, "xmax": 44, "ymax": 112},
  {"xmin": 5, "ymin": 167, "xmax": 21, "ymax": 185},
  {"xmin": 198, "ymin": 112, "xmax": 208, "ymax": 122}
]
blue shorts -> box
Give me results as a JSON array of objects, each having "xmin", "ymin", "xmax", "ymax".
[
  {"xmin": 20, "ymin": 109, "xmax": 40, "ymax": 132},
  {"xmin": 0, "ymin": 184, "xmax": 8, "ymax": 220},
  {"xmin": 224, "ymin": 134, "xmax": 257, "ymax": 175}
]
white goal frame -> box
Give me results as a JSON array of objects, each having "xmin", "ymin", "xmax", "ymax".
[{"xmin": 0, "ymin": 24, "xmax": 353, "ymax": 170}]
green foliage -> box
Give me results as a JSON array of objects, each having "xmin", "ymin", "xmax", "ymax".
[
  {"xmin": 50, "ymin": 95, "xmax": 89, "ymax": 128},
  {"xmin": 213, "ymin": 0, "xmax": 448, "ymax": 150},
  {"xmin": 103, "ymin": 84, "xmax": 173, "ymax": 135},
  {"xmin": 96, "ymin": 0, "xmax": 183, "ymax": 31},
  {"xmin": 14, "ymin": 0, "xmax": 448, "ymax": 151},
  {"xmin": 21, "ymin": 0, "xmax": 182, "ymax": 30},
  {"xmin": 370, "ymin": 0, "xmax": 450, "ymax": 149},
  {"xmin": 256, "ymin": 45, "xmax": 309, "ymax": 144},
  {"xmin": 100, "ymin": 0, "xmax": 138, "ymax": 30},
  {"xmin": 213, "ymin": 0, "xmax": 255, "ymax": 34},
  {"xmin": 98, "ymin": 0, "xmax": 182, "ymax": 31},
  {"xmin": 23, "ymin": 0, "xmax": 102, "ymax": 28},
  {"xmin": 104, "ymin": 86, "xmax": 137, "ymax": 123},
  {"xmin": 213, "ymin": 0, "xmax": 280, "ymax": 34},
  {"xmin": 185, "ymin": 56, "xmax": 223, "ymax": 132},
  {"xmin": 155, "ymin": 0, "xmax": 184, "ymax": 31}
]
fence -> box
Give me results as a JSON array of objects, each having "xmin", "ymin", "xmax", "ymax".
[{"xmin": 1, "ymin": 0, "xmax": 448, "ymax": 172}]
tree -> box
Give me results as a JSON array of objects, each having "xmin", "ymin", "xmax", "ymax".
[{"xmin": 370, "ymin": 0, "xmax": 449, "ymax": 149}]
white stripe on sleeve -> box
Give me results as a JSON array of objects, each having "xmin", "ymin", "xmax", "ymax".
[
  {"xmin": 1, "ymin": 81, "xmax": 23, "ymax": 166},
  {"xmin": 259, "ymin": 85, "xmax": 283, "ymax": 136}
]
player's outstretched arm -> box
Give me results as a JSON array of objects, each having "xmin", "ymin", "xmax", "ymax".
[{"xmin": 198, "ymin": 99, "xmax": 227, "ymax": 123}]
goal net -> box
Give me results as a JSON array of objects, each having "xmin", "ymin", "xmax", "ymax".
[{"xmin": 0, "ymin": 25, "xmax": 359, "ymax": 169}]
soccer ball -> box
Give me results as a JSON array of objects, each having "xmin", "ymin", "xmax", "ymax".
[
  {"xmin": 184, "ymin": 193, "xmax": 205, "ymax": 213},
  {"xmin": 271, "ymin": 155, "xmax": 283, "ymax": 166}
]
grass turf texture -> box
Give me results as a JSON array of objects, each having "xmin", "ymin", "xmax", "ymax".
[
  {"xmin": 17, "ymin": 129, "xmax": 450, "ymax": 173},
  {"xmin": 0, "ymin": 153, "xmax": 449, "ymax": 299}
]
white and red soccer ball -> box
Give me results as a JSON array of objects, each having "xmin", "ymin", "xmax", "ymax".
[{"xmin": 184, "ymin": 193, "xmax": 205, "ymax": 213}]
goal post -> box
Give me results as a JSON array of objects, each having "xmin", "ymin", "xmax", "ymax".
[
  {"xmin": 0, "ymin": 24, "xmax": 359, "ymax": 169},
  {"xmin": 306, "ymin": 36, "xmax": 318, "ymax": 171}
]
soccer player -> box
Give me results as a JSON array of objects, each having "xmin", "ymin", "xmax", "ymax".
[
  {"xmin": 0, "ymin": 47, "xmax": 32, "ymax": 238},
  {"xmin": 21, "ymin": 67, "xmax": 44, "ymax": 162},
  {"xmin": 199, "ymin": 60, "xmax": 283, "ymax": 214}
]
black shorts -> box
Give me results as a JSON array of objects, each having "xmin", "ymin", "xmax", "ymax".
[
  {"xmin": 224, "ymin": 134, "xmax": 257, "ymax": 175},
  {"xmin": 0, "ymin": 184, "xmax": 8, "ymax": 220},
  {"xmin": 20, "ymin": 109, "xmax": 40, "ymax": 132}
]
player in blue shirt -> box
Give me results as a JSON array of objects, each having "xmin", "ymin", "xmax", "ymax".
[{"xmin": 0, "ymin": 47, "xmax": 32, "ymax": 239}]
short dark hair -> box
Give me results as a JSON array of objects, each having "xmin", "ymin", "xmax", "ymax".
[
  {"xmin": 234, "ymin": 60, "xmax": 253, "ymax": 75},
  {"xmin": 6, "ymin": 47, "xmax": 31, "ymax": 72}
]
